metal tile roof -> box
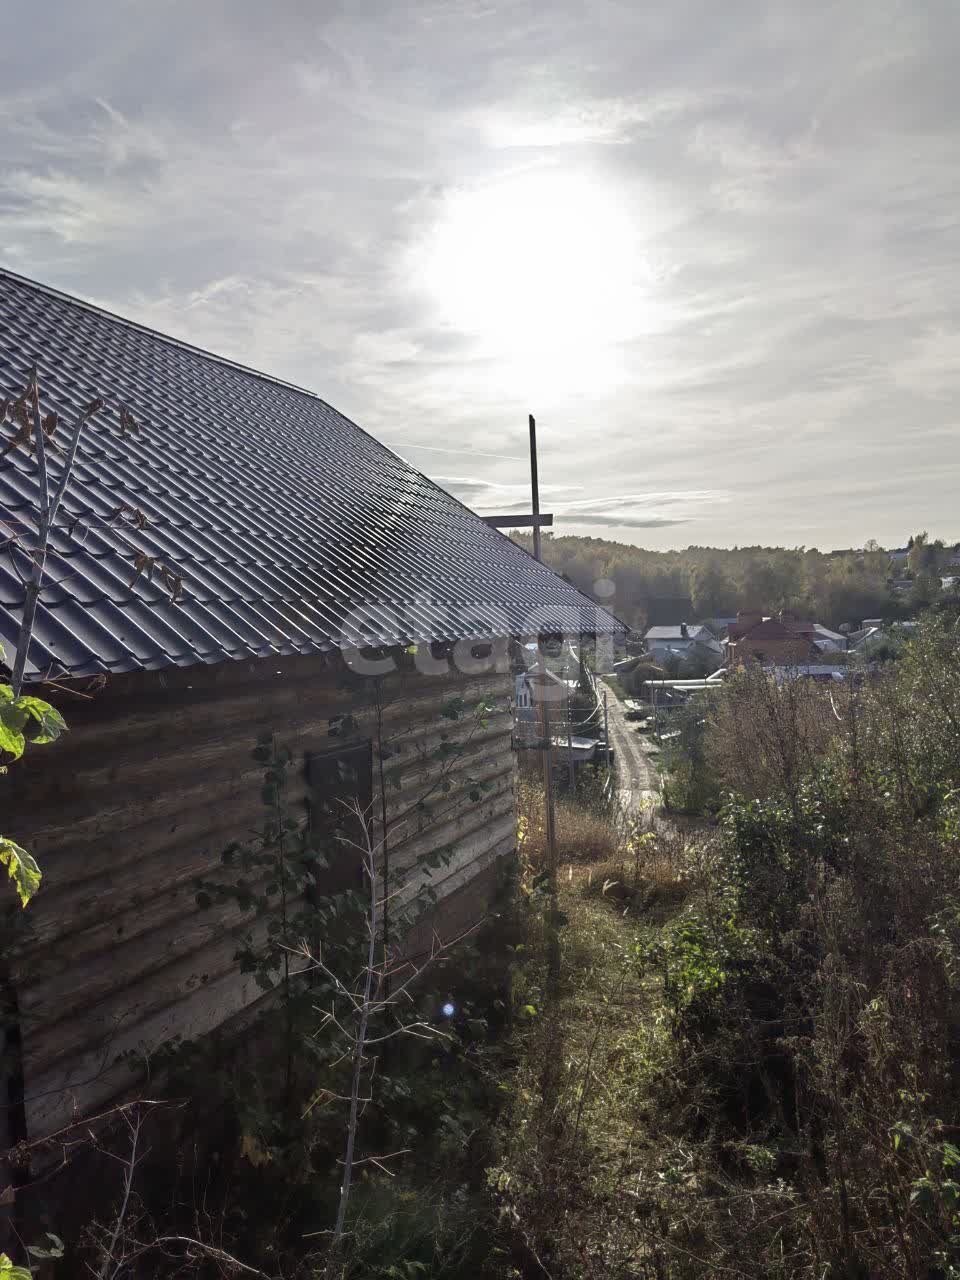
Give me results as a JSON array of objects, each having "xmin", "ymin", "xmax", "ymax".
[
  {"xmin": 644, "ymin": 625, "xmax": 710, "ymax": 640},
  {"xmin": 0, "ymin": 269, "xmax": 624, "ymax": 682}
]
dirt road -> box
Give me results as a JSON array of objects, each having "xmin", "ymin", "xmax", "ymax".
[{"xmin": 599, "ymin": 679, "xmax": 661, "ymax": 815}]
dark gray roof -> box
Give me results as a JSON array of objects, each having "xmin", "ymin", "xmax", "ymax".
[{"xmin": 0, "ymin": 270, "xmax": 623, "ymax": 682}]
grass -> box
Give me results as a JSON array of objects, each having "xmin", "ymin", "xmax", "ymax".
[
  {"xmin": 495, "ymin": 870, "xmax": 674, "ymax": 1277},
  {"xmin": 497, "ymin": 783, "xmax": 704, "ymax": 1276},
  {"xmin": 518, "ymin": 780, "xmax": 624, "ymax": 865}
]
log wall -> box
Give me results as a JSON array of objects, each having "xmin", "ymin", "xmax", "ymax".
[{"xmin": 2, "ymin": 654, "xmax": 516, "ymax": 1141}]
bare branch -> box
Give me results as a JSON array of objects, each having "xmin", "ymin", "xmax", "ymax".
[{"xmin": 97, "ymin": 1104, "xmax": 143, "ymax": 1280}]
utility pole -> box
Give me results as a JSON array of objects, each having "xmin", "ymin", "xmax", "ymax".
[
  {"xmin": 526, "ymin": 414, "xmax": 559, "ymax": 988},
  {"xmin": 565, "ymin": 663, "xmax": 576, "ymax": 793},
  {"xmin": 481, "ymin": 413, "xmax": 558, "ymax": 983},
  {"xmin": 529, "ymin": 413, "xmax": 542, "ymax": 562},
  {"xmin": 603, "ymin": 689, "xmax": 611, "ymax": 773}
]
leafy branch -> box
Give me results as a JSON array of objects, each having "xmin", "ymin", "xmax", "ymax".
[
  {"xmin": 0, "ymin": 678, "xmax": 66, "ymax": 905},
  {"xmin": 0, "ymin": 367, "xmax": 147, "ymax": 905}
]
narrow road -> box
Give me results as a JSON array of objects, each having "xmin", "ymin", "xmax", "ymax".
[{"xmin": 599, "ymin": 679, "xmax": 661, "ymax": 816}]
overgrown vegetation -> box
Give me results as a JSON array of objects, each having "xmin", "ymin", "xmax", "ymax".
[{"xmin": 497, "ymin": 612, "xmax": 960, "ymax": 1278}]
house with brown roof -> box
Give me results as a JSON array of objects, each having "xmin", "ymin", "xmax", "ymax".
[{"xmin": 724, "ymin": 610, "xmax": 820, "ymax": 668}]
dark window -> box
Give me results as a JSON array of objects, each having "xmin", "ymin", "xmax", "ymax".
[{"xmin": 305, "ymin": 740, "xmax": 373, "ymax": 895}]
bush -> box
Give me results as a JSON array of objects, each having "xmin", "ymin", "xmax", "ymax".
[
  {"xmin": 636, "ymin": 613, "xmax": 960, "ymax": 1276},
  {"xmin": 503, "ymin": 613, "xmax": 960, "ymax": 1277}
]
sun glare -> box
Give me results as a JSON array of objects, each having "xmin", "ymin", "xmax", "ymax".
[{"xmin": 416, "ymin": 173, "xmax": 652, "ymax": 391}]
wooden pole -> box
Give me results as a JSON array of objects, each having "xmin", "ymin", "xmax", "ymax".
[
  {"xmin": 603, "ymin": 689, "xmax": 611, "ymax": 772},
  {"xmin": 528, "ymin": 412, "xmax": 559, "ymax": 988},
  {"xmin": 529, "ymin": 414, "xmax": 542, "ymax": 563}
]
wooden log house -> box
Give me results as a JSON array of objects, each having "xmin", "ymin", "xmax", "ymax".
[{"xmin": 0, "ymin": 269, "xmax": 623, "ymax": 1146}]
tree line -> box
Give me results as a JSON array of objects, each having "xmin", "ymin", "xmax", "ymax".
[{"xmin": 511, "ymin": 531, "xmax": 960, "ymax": 632}]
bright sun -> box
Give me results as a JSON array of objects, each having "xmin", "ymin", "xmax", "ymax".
[{"xmin": 415, "ymin": 172, "xmax": 651, "ymax": 391}]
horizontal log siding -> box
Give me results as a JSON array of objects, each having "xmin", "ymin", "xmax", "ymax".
[{"xmin": 4, "ymin": 658, "xmax": 515, "ymax": 1140}]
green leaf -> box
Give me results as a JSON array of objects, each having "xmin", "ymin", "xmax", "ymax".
[
  {"xmin": 891, "ymin": 1121, "xmax": 915, "ymax": 1151},
  {"xmin": 14, "ymin": 696, "xmax": 67, "ymax": 745},
  {"xmin": 0, "ymin": 837, "xmax": 41, "ymax": 907},
  {"xmin": 27, "ymin": 1234, "xmax": 64, "ymax": 1261},
  {"xmin": 0, "ymin": 703, "xmax": 26, "ymax": 760},
  {"xmin": 0, "ymin": 1253, "xmax": 32, "ymax": 1280}
]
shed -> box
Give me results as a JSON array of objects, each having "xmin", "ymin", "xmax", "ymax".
[{"xmin": 0, "ymin": 269, "xmax": 623, "ymax": 1146}]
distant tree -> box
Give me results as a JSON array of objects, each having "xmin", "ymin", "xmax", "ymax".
[
  {"xmin": 690, "ymin": 560, "xmax": 735, "ymax": 619},
  {"xmin": 911, "ymin": 572, "xmax": 939, "ymax": 610},
  {"xmin": 908, "ymin": 531, "xmax": 934, "ymax": 578},
  {"xmin": 738, "ymin": 559, "xmax": 782, "ymax": 613},
  {"xmin": 509, "ymin": 530, "xmax": 944, "ymax": 637}
]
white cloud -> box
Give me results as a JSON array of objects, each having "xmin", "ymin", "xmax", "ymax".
[{"xmin": 0, "ymin": 0, "xmax": 957, "ymax": 549}]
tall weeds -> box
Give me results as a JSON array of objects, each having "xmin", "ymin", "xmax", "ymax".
[{"xmin": 502, "ymin": 614, "xmax": 960, "ymax": 1279}]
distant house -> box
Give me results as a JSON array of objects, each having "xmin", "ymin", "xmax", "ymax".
[
  {"xmin": 848, "ymin": 621, "xmax": 917, "ymax": 656},
  {"xmin": 643, "ymin": 623, "xmax": 722, "ymax": 666},
  {"xmin": 514, "ymin": 667, "xmax": 568, "ymax": 723},
  {"xmin": 725, "ymin": 611, "xmax": 818, "ymax": 668},
  {"xmin": 726, "ymin": 611, "xmax": 848, "ymax": 666},
  {"xmin": 889, "ymin": 548, "xmax": 911, "ymax": 564},
  {"xmin": 811, "ymin": 623, "xmax": 848, "ymax": 652}
]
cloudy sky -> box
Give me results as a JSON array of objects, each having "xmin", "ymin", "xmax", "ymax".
[{"xmin": 1, "ymin": 0, "xmax": 958, "ymax": 550}]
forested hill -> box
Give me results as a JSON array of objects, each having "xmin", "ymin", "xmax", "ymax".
[{"xmin": 509, "ymin": 532, "xmax": 959, "ymax": 631}]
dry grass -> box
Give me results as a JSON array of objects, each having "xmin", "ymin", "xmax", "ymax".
[
  {"xmin": 519, "ymin": 779, "xmax": 695, "ymax": 923},
  {"xmin": 519, "ymin": 779, "xmax": 623, "ymax": 867},
  {"xmin": 576, "ymin": 815, "xmax": 698, "ymax": 923}
]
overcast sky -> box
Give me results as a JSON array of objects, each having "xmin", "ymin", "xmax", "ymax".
[{"xmin": 1, "ymin": 1, "xmax": 958, "ymax": 550}]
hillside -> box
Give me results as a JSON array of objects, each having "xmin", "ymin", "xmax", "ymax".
[{"xmin": 510, "ymin": 531, "xmax": 960, "ymax": 631}]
